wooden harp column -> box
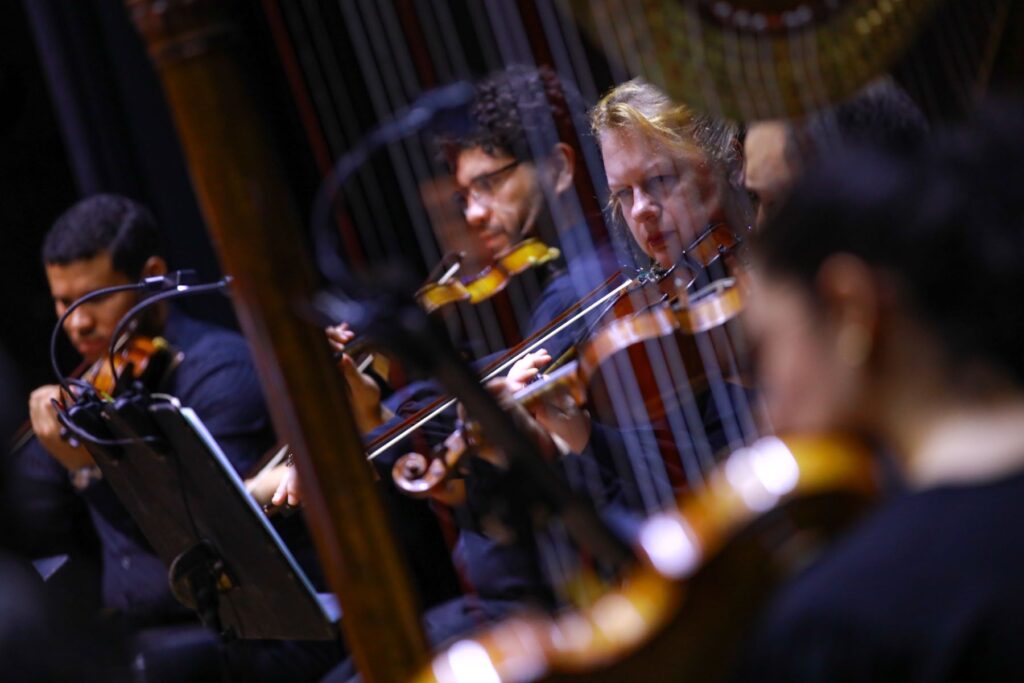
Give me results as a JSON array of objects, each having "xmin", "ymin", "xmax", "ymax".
[{"xmin": 124, "ymin": 1, "xmax": 428, "ymax": 680}]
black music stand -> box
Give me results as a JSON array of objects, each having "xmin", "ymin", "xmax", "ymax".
[{"xmin": 78, "ymin": 393, "xmax": 339, "ymax": 641}]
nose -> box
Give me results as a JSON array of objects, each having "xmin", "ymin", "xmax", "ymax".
[
  {"xmin": 464, "ymin": 194, "xmax": 490, "ymax": 229},
  {"xmin": 630, "ymin": 187, "xmax": 658, "ymax": 224},
  {"xmin": 66, "ymin": 305, "xmax": 95, "ymax": 338}
]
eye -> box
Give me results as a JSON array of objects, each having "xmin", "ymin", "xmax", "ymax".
[
  {"xmin": 646, "ymin": 174, "xmax": 678, "ymax": 196},
  {"xmin": 612, "ymin": 187, "xmax": 633, "ymax": 207},
  {"xmin": 474, "ymin": 176, "xmax": 496, "ymax": 194}
]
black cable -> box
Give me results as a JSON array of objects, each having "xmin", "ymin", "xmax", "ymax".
[
  {"xmin": 51, "ymin": 282, "xmax": 143, "ymax": 397},
  {"xmin": 106, "ymin": 277, "xmax": 232, "ymax": 389},
  {"xmin": 49, "ymin": 272, "xmax": 194, "ymax": 396},
  {"xmin": 309, "ymin": 80, "xmax": 473, "ymax": 291},
  {"xmin": 51, "ymin": 398, "xmax": 162, "ymax": 448}
]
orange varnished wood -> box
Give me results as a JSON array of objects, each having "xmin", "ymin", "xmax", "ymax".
[
  {"xmin": 123, "ymin": 1, "xmax": 427, "ymax": 680},
  {"xmin": 413, "ymin": 435, "xmax": 880, "ymax": 683}
]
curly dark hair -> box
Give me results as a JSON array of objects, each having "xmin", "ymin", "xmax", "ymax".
[
  {"xmin": 43, "ymin": 194, "xmax": 161, "ymax": 279},
  {"xmin": 440, "ymin": 65, "xmax": 589, "ymax": 168}
]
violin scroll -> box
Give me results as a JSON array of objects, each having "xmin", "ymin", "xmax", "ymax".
[{"xmin": 392, "ymin": 429, "xmax": 472, "ymax": 505}]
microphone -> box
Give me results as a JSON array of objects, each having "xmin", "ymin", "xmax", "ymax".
[{"xmin": 142, "ymin": 269, "xmax": 199, "ymax": 291}]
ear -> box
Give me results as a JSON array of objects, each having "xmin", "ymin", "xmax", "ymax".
[
  {"xmin": 815, "ymin": 253, "xmax": 880, "ymax": 366},
  {"xmin": 140, "ymin": 255, "xmax": 168, "ymax": 278},
  {"xmin": 550, "ymin": 142, "xmax": 575, "ymax": 195}
]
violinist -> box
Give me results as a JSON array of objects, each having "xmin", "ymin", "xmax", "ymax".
[
  {"xmin": 739, "ymin": 104, "xmax": 1024, "ymax": 681},
  {"xmin": 743, "ymin": 79, "xmax": 928, "ymax": 230},
  {"xmin": 438, "ymin": 64, "xmax": 617, "ymax": 354},
  {"xmin": 312, "ymin": 66, "xmax": 627, "ymax": 683},
  {"xmin": 506, "ymin": 79, "xmax": 758, "ymax": 508},
  {"xmin": 15, "ymin": 195, "xmax": 340, "ymax": 682}
]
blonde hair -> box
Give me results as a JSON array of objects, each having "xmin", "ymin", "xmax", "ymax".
[
  {"xmin": 591, "ymin": 78, "xmax": 748, "ymax": 234},
  {"xmin": 591, "ymin": 78, "xmax": 740, "ymax": 172}
]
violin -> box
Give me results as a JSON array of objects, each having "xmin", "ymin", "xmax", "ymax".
[
  {"xmin": 411, "ymin": 434, "xmax": 880, "ymax": 683},
  {"xmin": 85, "ymin": 335, "xmax": 181, "ymax": 398},
  {"xmin": 11, "ymin": 334, "xmax": 182, "ymax": 454},
  {"xmin": 328, "ymin": 238, "xmax": 562, "ymax": 385},
  {"xmin": 416, "ymin": 238, "xmax": 561, "ymax": 313},
  {"xmin": 392, "ymin": 276, "xmax": 747, "ymax": 500},
  {"xmin": 364, "ymin": 271, "xmax": 630, "ymax": 461},
  {"xmin": 371, "ymin": 224, "xmax": 749, "ymax": 464}
]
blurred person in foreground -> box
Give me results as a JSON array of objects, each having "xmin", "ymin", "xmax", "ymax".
[{"xmin": 739, "ymin": 101, "xmax": 1024, "ymax": 681}]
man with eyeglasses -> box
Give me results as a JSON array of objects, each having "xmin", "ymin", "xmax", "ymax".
[
  {"xmin": 317, "ymin": 65, "xmax": 620, "ymax": 683},
  {"xmin": 436, "ymin": 64, "xmax": 616, "ymax": 356}
]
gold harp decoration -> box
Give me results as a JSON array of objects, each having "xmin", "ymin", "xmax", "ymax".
[{"xmin": 569, "ymin": 0, "xmax": 939, "ymax": 119}]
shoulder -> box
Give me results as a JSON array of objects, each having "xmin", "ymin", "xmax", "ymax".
[
  {"xmin": 160, "ymin": 313, "xmax": 263, "ymax": 405},
  {"xmin": 162, "ymin": 313, "xmax": 256, "ymax": 379},
  {"xmin": 163, "ymin": 313, "xmax": 251, "ymax": 360},
  {"xmin": 744, "ymin": 478, "xmax": 1024, "ymax": 680}
]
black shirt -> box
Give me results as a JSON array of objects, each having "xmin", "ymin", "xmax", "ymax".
[{"xmin": 739, "ymin": 467, "xmax": 1024, "ymax": 682}]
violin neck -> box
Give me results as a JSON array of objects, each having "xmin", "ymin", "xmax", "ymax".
[{"xmin": 513, "ymin": 360, "xmax": 584, "ymax": 410}]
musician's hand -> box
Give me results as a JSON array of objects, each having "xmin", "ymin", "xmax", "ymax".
[
  {"xmin": 480, "ymin": 378, "xmax": 561, "ymax": 464},
  {"xmin": 532, "ymin": 386, "xmax": 592, "ymax": 455},
  {"xmin": 504, "ymin": 351, "xmax": 592, "ymax": 453},
  {"xmin": 272, "ymin": 465, "xmax": 301, "ymax": 508},
  {"xmin": 28, "ymin": 384, "xmax": 94, "ymax": 471},
  {"xmin": 339, "ymin": 353, "xmax": 389, "ymax": 434},
  {"xmin": 245, "ymin": 462, "xmax": 287, "ymax": 506},
  {"xmin": 506, "ymin": 349, "xmax": 551, "ymax": 393},
  {"xmin": 325, "ymin": 322, "xmax": 356, "ymax": 355}
]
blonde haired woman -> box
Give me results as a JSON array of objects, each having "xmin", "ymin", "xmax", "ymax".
[{"xmin": 591, "ymin": 78, "xmax": 748, "ymax": 271}]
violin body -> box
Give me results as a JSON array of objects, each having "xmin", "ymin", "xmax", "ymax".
[
  {"xmin": 84, "ymin": 335, "xmax": 181, "ymax": 398},
  {"xmin": 416, "ymin": 238, "xmax": 561, "ymax": 313},
  {"xmin": 414, "ymin": 435, "xmax": 880, "ymax": 683},
  {"xmin": 391, "ymin": 276, "xmax": 748, "ymax": 499},
  {"xmin": 585, "ymin": 277, "xmax": 749, "ymax": 427},
  {"xmin": 11, "ymin": 335, "xmax": 181, "ymax": 454}
]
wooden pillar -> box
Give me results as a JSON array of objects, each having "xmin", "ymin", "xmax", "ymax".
[{"xmin": 124, "ymin": 1, "xmax": 428, "ymax": 680}]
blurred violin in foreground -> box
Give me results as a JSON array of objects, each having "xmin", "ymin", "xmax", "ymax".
[{"xmin": 413, "ymin": 435, "xmax": 880, "ymax": 683}]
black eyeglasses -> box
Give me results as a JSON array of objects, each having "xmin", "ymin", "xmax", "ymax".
[
  {"xmin": 610, "ymin": 173, "xmax": 683, "ymax": 213},
  {"xmin": 452, "ymin": 160, "xmax": 522, "ymax": 213}
]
